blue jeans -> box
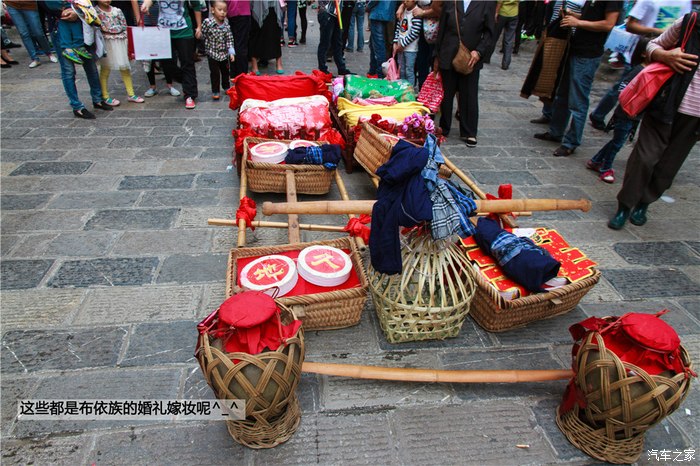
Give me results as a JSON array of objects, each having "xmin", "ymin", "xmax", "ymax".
[
  {"xmin": 399, "ymin": 51, "xmax": 417, "ymax": 86},
  {"xmin": 346, "ymin": 3, "xmax": 365, "ymax": 51},
  {"xmin": 368, "ymin": 19, "xmax": 387, "ymax": 77},
  {"xmin": 5, "ymin": 6, "xmax": 52, "ymax": 61},
  {"xmin": 51, "ymin": 28, "xmax": 102, "ymax": 110},
  {"xmin": 590, "ymin": 117, "xmax": 635, "ymax": 171},
  {"xmin": 497, "ymin": 15, "xmax": 518, "ymax": 69},
  {"xmin": 590, "ymin": 63, "xmax": 632, "ymax": 126},
  {"xmin": 549, "ymin": 55, "xmax": 602, "ymax": 149},
  {"xmin": 287, "ymin": 0, "xmax": 297, "ymax": 39},
  {"xmin": 317, "ymin": 9, "xmax": 347, "ymax": 73},
  {"xmin": 57, "ymin": 20, "xmax": 85, "ymax": 50}
]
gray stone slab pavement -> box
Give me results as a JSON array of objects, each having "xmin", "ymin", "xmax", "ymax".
[{"xmin": 1, "ymin": 19, "xmax": 699, "ymax": 465}]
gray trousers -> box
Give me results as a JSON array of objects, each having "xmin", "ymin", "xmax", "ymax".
[{"xmin": 617, "ymin": 112, "xmax": 699, "ymax": 209}]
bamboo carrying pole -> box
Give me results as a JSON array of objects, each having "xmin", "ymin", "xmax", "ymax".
[
  {"xmin": 334, "ymin": 170, "xmax": 366, "ymax": 250},
  {"xmin": 262, "ymin": 198, "xmax": 592, "ymax": 216},
  {"xmin": 302, "ymin": 361, "xmax": 573, "ymax": 383},
  {"xmin": 209, "ymin": 218, "xmax": 348, "ymax": 232},
  {"xmin": 236, "ymin": 161, "xmax": 249, "ymax": 248}
]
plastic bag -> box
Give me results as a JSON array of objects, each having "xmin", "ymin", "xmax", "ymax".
[
  {"xmin": 417, "ymin": 72, "xmax": 443, "ymax": 113},
  {"xmin": 382, "ymin": 55, "xmax": 399, "ymax": 81}
]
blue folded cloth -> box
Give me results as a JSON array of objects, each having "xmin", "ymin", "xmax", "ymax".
[
  {"xmin": 474, "ymin": 217, "xmax": 561, "ymax": 292},
  {"xmin": 285, "ymin": 145, "xmax": 342, "ymax": 170}
]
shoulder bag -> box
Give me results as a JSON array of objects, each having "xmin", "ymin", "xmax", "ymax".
[{"xmin": 451, "ymin": 2, "xmax": 474, "ymax": 75}]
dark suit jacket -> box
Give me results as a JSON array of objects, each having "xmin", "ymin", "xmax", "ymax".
[{"xmin": 436, "ymin": 0, "xmax": 496, "ymax": 72}]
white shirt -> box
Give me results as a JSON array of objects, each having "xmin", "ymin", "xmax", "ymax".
[
  {"xmin": 628, "ymin": 0, "xmax": 691, "ymax": 30},
  {"xmin": 463, "ymin": 0, "xmax": 471, "ymax": 13}
]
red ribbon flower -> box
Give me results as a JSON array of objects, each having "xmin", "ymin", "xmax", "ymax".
[
  {"xmin": 343, "ymin": 214, "xmax": 371, "ymax": 243},
  {"xmin": 236, "ymin": 196, "xmax": 257, "ymax": 230}
]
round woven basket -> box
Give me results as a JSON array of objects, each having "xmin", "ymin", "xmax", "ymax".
[
  {"xmin": 226, "ymin": 394, "xmax": 302, "ymax": 449},
  {"xmin": 368, "ymin": 229, "xmax": 476, "ymax": 343},
  {"xmin": 196, "ymin": 303, "xmax": 305, "ymax": 448},
  {"xmin": 556, "ymin": 328, "xmax": 694, "ymax": 463}
]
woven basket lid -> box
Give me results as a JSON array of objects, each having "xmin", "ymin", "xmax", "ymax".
[
  {"xmin": 219, "ymin": 291, "xmax": 277, "ymax": 329},
  {"xmin": 620, "ymin": 313, "xmax": 680, "ymax": 352}
]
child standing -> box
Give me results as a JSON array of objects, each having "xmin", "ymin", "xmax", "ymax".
[
  {"xmin": 58, "ymin": 0, "xmax": 98, "ymax": 64},
  {"xmin": 201, "ymin": 0, "xmax": 235, "ymax": 100},
  {"xmin": 95, "ymin": 0, "xmax": 144, "ymax": 105},
  {"xmin": 586, "ymin": 37, "xmax": 650, "ymax": 184},
  {"xmin": 392, "ymin": 0, "xmax": 421, "ymax": 86}
]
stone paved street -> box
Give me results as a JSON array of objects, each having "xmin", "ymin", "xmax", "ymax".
[{"xmin": 1, "ymin": 15, "xmax": 699, "ymax": 465}]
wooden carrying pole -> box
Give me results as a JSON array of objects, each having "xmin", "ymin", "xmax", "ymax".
[
  {"xmin": 302, "ymin": 362, "xmax": 573, "ymax": 383},
  {"xmin": 263, "ymin": 198, "xmax": 591, "ymax": 216}
]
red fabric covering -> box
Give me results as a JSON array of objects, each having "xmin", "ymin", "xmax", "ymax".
[
  {"xmin": 227, "ymin": 73, "xmax": 331, "ymax": 110},
  {"xmin": 236, "ymin": 196, "xmax": 257, "ymax": 230},
  {"xmin": 197, "ymin": 291, "xmax": 302, "ymax": 355},
  {"xmin": 237, "ymin": 249, "xmax": 362, "ymax": 297},
  {"xmin": 486, "ymin": 184, "xmax": 513, "ymax": 222},
  {"xmin": 343, "ymin": 215, "xmax": 371, "ymax": 244}
]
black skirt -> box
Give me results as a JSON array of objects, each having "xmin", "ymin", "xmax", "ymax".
[{"xmin": 250, "ymin": 7, "xmax": 281, "ymax": 60}]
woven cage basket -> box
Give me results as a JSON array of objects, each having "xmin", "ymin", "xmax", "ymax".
[
  {"xmin": 226, "ymin": 395, "xmax": 301, "ymax": 449},
  {"xmin": 556, "ymin": 328, "xmax": 694, "ymax": 463},
  {"xmin": 353, "ymin": 122, "xmax": 443, "ymax": 179},
  {"xmin": 368, "ymin": 230, "xmax": 476, "ymax": 343},
  {"xmin": 467, "ymin": 265, "xmax": 601, "ymax": 332},
  {"xmin": 195, "ymin": 303, "xmax": 305, "ymax": 448},
  {"xmin": 227, "ymin": 237, "xmax": 368, "ymax": 331},
  {"xmin": 242, "ymin": 137, "xmax": 334, "ymax": 195}
]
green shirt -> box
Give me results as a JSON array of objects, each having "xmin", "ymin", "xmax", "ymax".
[{"xmin": 497, "ymin": 0, "xmax": 519, "ymax": 18}]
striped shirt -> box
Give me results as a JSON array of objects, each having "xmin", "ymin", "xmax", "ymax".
[{"xmin": 648, "ymin": 16, "xmax": 700, "ymax": 117}]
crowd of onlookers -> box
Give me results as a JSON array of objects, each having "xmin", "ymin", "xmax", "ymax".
[{"xmin": 1, "ymin": 0, "xmax": 698, "ymax": 230}]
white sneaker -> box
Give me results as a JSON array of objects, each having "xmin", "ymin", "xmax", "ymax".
[
  {"xmin": 144, "ymin": 88, "xmax": 157, "ymax": 97},
  {"xmin": 168, "ymin": 87, "xmax": 181, "ymax": 97},
  {"xmin": 48, "ymin": 54, "xmax": 58, "ymax": 63},
  {"xmin": 28, "ymin": 60, "xmax": 41, "ymax": 68}
]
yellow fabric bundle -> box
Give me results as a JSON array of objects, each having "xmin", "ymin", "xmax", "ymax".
[{"xmin": 336, "ymin": 97, "xmax": 430, "ymax": 127}]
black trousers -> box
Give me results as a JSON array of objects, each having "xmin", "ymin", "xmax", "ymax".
[
  {"xmin": 162, "ymin": 37, "xmax": 197, "ymax": 99},
  {"xmin": 228, "ymin": 15, "xmax": 250, "ymax": 79},
  {"xmin": 439, "ymin": 68, "xmax": 480, "ymax": 139},
  {"xmin": 299, "ymin": 7, "xmax": 307, "ymax": 41},
  {"xmin": 617, "ymin": 112, "xmax": 700, "ymax": 209},
  {"xmin": 208, "ymin": 57, "xmax": 230, "ymax": 93}
]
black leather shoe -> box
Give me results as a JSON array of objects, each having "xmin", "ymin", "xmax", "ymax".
[
  {"xmin": 589, "ymin": 114, "xmax": 606, "ymax": 131},
  {"xmin": 93, "ymin": 100, "xmax": 114, "ymax": 111},
  {"xmin": 530, "ymin": 116, "xmax": 551, "ymax": 124},
  {"xmin": 629, "ymin": 203, "xmax": 649, "ymax": 226},
  {"xmin": 73, "ymin": 108, "xmax": 96, "ymax": 119},
  {"xmin": 608, "ymin": 205, "xmax": 631, "ymax": 230},
  {"xmin": 534, "ymin": 131, "xmax": 561, "ymax": 142}
]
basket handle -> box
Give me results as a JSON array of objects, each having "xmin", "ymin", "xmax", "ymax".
[
  {"xmin": 290, "ymin": 305, "xmax": 306, "ymax": 318},
  {"xmin": 550, "ymin": 298, "xmax": 563, "ymax": 306}
]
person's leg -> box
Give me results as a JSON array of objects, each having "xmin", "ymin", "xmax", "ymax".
[
  {"xmin": 99, "ymin": 65, "xmax": 112, "ymax": 100},
  {"xmin": 317, "ymin": 10, "xmax": 332, "ymax": 72},
  {"xmin": 590, "ymin": 64, "xmax": 630, "ymax": 127},
  {"xmin": 331, "ymin": 21, "xmax": 348, "ymax": 73},
  {"xmin": 347, "ymin": 12, "xmax": 355, "ymax": 51},
  {"xmin": 299, "ymin": 7, "xmax": 307, "ymax": 43},
  {"xmin": 174, "ymin": 37, "xmax": 197, "ymax": 99},
  {"xmin": 6, "ymin": 7, "xmax": 39, "ymax": 60},
  {"xmin": 368, "ymin": 20, "xmax": 377, "ymax": 74},
  {"xmin": 24, "ymin": 9, "xmax": 53, "ymax": 56},
  {"xmin": 599, "ymin": 118, "xmax": 634, "ymax": 171},
  {"xmin": 617, "ymin": 114, "xmax": 670, "ymax": 210},
  {"xmin": 229, "ymin": 16, "xmax": 250, "ymax": 79},
  {"xmin": 221, "ymin": 59, "xmax": 230, "ymax": 90},
  {"xmin": 82, "ymin": 54, "xmax": 104, "ymax": 105},
  {"xmin": 287, "ymin": 0, "xmax": 297, "ymax": 42},
  {"xmin": 643, "ymin": 113, "xmax": 700, "ymax": 204},
  {"xmin": 120, "ymin": 69, "xmax": 136, "ymax": 96},
  {"xmin": 439, "ymin": 68, "xmax": 458, "ymax": 136},
  {"xmin": 369, "ymin": 19, "xmax": 386, "ymax": 77},
  {"xmin": 561, "ymin": 55, "xmax": 601, "ymax": 150},
  {"xmin": 55, "ymin": 32, "xmax": 83, "ymax": 110},
  {"xmin": 547, "ymin": 62, "xmax": 572, "ymax": 139},
  {"xmin": 208, "ymin": 56, "xmax": 219, "ymax": 93},
  {"xmin": 356, "ymin": 6, "xmax": 364, "ymax": 51},
  {"xmin": 404, "ymin": 51, "xmax": 417, "ymax": 87},
  {"xmin": 460, "ymin": 70, "xmax": 480, "ymax": 138},
  {"xmin": 502, "ymin": 16, "xmax": 517, "ymax": 69},
  {"xmin": 146, "ymin": 62, "xmax": 156, "ymax": 86}
]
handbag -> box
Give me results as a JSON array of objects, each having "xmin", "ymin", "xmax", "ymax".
[
  {"xmin": 619, "ymin": 12, "xmax": 696, "ymax": 119},
  {"xmin": 417, "ymin": 72, "xmax": 444, "ymax": 112},
  {"xmin": 128, "ymin": 26, "xmax": 172, "ymax": 61},
  {"xmin": 451, "ymin": 2, "xmax": 473, "ymax": 75}
]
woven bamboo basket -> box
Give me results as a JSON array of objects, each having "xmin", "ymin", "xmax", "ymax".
[
  {"xmin": 467, "ymin": 265, "xmax": 601, "ymax": 332},
  {"xmin": 227, "ymin": 237, "xmax": 368, "ymax": 330},
  {"xmin": 368, "ymin": 230, "xmax": 476, "ymax": 343},
  {"xmin": 195, "ymin": 303, "xmax": 305, "ymax": 449},
  {"xmin": 242, "ymin": 137, "xmax": 334, "ymax": 195},
  {"xmin": 556, "ymin": 328, "xmax": 694, "ymax": 463}
]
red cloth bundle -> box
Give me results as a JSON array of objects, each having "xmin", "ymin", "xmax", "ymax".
[{"xmin": 227, "ymin": 72, "xmax": 331, "ymax": 110}]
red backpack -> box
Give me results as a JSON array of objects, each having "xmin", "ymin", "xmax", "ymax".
[{"xmin": 619, "ymin": 12, "xmax": 697, "ymax": 118}]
